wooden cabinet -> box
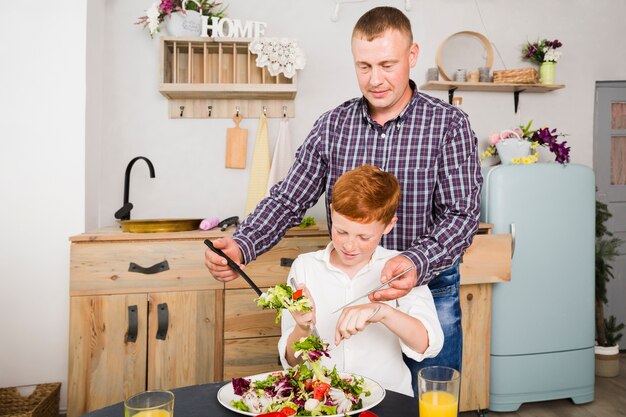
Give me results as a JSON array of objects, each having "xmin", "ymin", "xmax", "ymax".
[
  {"xmin": 68, "ymin": 234, "xmax": 223, "ymax": 417},
  {"xmin": 458, "ymin": 225, "xmax": 511, "ymax": 412},
  {"xmin": 67, "ymin": 226, "xmax": 327, "ymax": 417}
]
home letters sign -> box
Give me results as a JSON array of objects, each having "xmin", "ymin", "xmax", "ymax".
[{"xmin": 201, "ymin": 17, "xmax": 267, "ymax": 38}]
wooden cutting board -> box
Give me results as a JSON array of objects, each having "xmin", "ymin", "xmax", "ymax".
[{"xmin": 225, "ymin": 113, "xmax": 247, "ymax": 169}]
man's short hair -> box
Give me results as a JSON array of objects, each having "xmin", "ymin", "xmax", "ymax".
[
  {"xmin": 331, "ymin": 165, "xmax": 401, "ymax": 225},
  {"xmin": 352, "ymin": 6, "xmax": 413, "ymax": 43}
]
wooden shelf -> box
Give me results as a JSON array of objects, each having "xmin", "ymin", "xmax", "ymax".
[
  {"xmin": 159, "ymin": 83, "xmax": 297, "ymax": 100},
  {"xmin": 420, "ymin": 80, "xmax": 565, "ymax": 93},
  {"xmin": 160, "ymin": 37, "xmax": 297, "ymax": 118},
  {"xmin": 420, "ymin": 81, "xmax": 565, "ymax": 113}
]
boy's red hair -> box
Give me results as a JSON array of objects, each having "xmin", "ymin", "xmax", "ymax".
[{"xmin": 331, "ymin": 165, "xmax": 400, "ymax": 225}]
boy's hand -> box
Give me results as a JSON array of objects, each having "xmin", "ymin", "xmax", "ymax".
[
  {"xmin": 335, "ymin": 303, "xmax": 385, "ymax": 345},
  {"xmin": 204, "ymin": 237, "xmax": 244, "ymax": 282},
  {"xmin": 369, "ymin": 255, "xmax": 417, "ymax": 302},
  {"xmin": 290, "ymin": 284, "xmax": 316, "ymax": 332}
]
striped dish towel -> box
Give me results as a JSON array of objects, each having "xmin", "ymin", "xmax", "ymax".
[{"xmin": 244, "ymin": 114, "xmax": 270, "ymax": 216}]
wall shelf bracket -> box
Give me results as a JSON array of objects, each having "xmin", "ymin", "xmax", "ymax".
[
  {"xmin": 513, "ymin": 89, "xmax": 525, "ymax": 114},
  {"xmin": 448, "ymin": 87, "xmax": 458, "ymax": 105}
]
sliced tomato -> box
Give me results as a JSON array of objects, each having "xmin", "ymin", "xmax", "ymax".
[
  {"xmin": 303, "ymin": 380, "xmax": 314, "ymax": 391},
  {"xmin": 279, "ymin": 407, "xmax": 297, "ymax": 416},
  {"xmin": 312, "ymin": 380, "xmax": 331, "ymax": 401},
  {"xmin": 359, "ymin": 411, "xmax": 379, "ymax": 417},
  {"xmin": 292, "ymin": 289, "xmax": 304, "ymax": 300},
  {"xmin": 256, "ymin": 412, "xmax": 286, "ymax": 417}
]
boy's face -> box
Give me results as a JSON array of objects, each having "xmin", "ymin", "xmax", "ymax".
[{"xmin": 329, "ymin": 208, "xmax": 397, "ymax": 272}]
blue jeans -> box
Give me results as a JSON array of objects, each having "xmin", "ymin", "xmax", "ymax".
[{"xmin": 403, "ymin": 261, "xmax": 462, "ymax": 398}]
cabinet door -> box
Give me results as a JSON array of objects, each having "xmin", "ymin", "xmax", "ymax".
[
  {"xmin": 459, "ymin": 284, "xmax": 491, "ymax": 412},
  {"xmin": 147, "ymin": 290, "xmax": 221, "ymax": 389},
  {"xmin": 68, "ymin": 294, "xmax": 147, "ymax": 417}
]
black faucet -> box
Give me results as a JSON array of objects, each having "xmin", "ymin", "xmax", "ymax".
[{"xmin": 114, "ymin": 156, "xmax": 156, "ymax": 221}]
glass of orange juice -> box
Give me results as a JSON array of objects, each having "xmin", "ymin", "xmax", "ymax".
[
  {"xmin": 418, "ymin": 366, "xmax": 460, "ymax": 417},
  {"xmin": 124, "ymin": 390, "xmax": 174, "ymax": 417}
]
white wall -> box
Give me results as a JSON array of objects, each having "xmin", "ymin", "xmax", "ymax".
[
  {"xmin": 90, "ymin": 0, "xmax": 626, "ymax": 229},
  {"xmin": 0, "ymin": 0, "xmax": 86, "ymax": 410},
  {"xmin": 2, "ymin": 0, "xmax": 626, "ymax": 412}
]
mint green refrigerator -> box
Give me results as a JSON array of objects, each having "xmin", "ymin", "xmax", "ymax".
[{"xmin": 480, "ymin": 163, "xmax": 595, "ymax": 412}]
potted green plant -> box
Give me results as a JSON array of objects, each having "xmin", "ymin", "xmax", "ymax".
[{"xmin": 595, "ymin": 199, "xmax": 624, "ymax": 377}]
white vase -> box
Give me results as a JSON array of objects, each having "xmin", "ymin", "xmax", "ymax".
[
  {"xmin": 164, "ymin": 10, "xmax": 202, "ymax": 37},
  {"xmin": 495, "ymin": 139, "xmax": 531, "ymax": 164}
]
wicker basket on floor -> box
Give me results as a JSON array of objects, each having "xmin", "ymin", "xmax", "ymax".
[
  {"xmin": 0, "ymin": 383, "xmax": 61, "ymax": 417},
  {"xmin": 493, "ymin": 67, "xmax": 538, "ymax": 84}
]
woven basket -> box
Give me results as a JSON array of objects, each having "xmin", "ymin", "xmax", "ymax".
[
  {"xmin": 0, "ymin": 383, "xmax": 60, "ymax": 417},
  {"xmin": 493, "ymin": 68, "xmax": 538, "ymax": 84}
]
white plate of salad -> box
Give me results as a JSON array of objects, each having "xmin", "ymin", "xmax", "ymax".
[{"xmin": 217, "ymin": 369, "xmax": 385, "ymax": 417}]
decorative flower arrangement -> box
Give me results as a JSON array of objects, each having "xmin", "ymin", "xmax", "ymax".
[
  {"xmin": 522, "ymin": 38, "xmax": 563, "ymax": 65},
  {"xmin": 249, "ymin": 38, "xmax": 306, "ymax": 79},
  {"xmin": 135, "ymin": 0, "xmax": 226, "ymax": 38},
  {"xmin": 481, "ymin": 120, "xmax": 571, "ymax": 165}
]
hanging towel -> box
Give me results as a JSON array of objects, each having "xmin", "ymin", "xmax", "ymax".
[
  {"xmin": 266, "ymin": 118, "xmax": 294, "ymax": 195},
  {"xmin": 244, "ymin": 114, "xmax": 271, "ymax": 216}
]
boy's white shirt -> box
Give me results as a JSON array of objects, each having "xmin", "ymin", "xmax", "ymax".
[{"xmin": 278, "ymin": 242, "xmax": 444, "ymax": 397}]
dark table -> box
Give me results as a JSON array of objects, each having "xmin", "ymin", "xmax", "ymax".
[{"xmin": 82, "ymin": 381, "xmax": 418, "ymax": 417}]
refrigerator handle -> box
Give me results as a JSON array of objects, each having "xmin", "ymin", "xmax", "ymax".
[{"xmin": 510, "ymin": 223, "xmax": 516, "ymax": 259}]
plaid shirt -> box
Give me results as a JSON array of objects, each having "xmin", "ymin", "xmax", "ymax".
[{"xmin": 234, "ymin": 80, "xmax": 482, "ymax": 285}]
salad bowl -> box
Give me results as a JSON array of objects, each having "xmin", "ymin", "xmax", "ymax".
[{"xmin": 217, "ymin": 371, "xmax": 386, "ymax": 416}]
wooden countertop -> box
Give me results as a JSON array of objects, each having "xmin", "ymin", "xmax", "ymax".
[
  {"xmin": 71, "ymin": 222, "xmax": 494, "ymax": 242},
  {"xmin": 69, "ymin": 223, "xmax": 329, "ymax": 242}
]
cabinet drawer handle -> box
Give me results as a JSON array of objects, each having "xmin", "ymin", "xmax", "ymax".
[
  {"xmin": 156, "ymin": 303, "xmax": 169, "ymax": 340},
  {"xmin": 280, "ymin": 258, "xmax": 294, "ymax": 267},
  {"xmin": 128, "ymin": 260, "xmax": 170, "ymax": 274},
  {"xmin": 127, "ymin": 305, "xmax": 138, "ymax": 343}
]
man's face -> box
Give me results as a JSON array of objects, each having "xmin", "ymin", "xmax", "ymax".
[{"xmin": 351, "ymin": 29, "xmax": 418, "ymax": 119}]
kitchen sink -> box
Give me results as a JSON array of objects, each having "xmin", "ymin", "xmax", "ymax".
[{"xmin": 117, "ymin": 218, "xmax": 202, "ymax": 233}]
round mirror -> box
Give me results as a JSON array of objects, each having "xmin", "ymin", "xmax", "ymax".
[{"xmin": 436, "ymin": 31, "xmax": 493, "ymax": 81}]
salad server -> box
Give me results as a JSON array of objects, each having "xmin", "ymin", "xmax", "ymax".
[
  {"xmin": 331, "ymin": 266, "xmax": 414, "ymax": 313},
  {"xmin": 204, "ymin": 239, "xmax": 262, "ymax": 296}
]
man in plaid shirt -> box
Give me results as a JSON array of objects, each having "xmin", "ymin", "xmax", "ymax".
[{"xmin": 206, "ymin": 6, "xmax": 481, "ymax": 395}]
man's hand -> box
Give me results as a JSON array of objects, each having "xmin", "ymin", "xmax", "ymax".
[
  {"xmin": 368, "ymin": 255, "xmax": 417, "ymax": 302},
  {"xmin": 204, "ymin": 237, "xmax": 244, "ymax": 282}
]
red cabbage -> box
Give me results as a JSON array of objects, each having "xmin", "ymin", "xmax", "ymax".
[{"xmin": 232, "ymin": 377, "xmax": 251, "ymax": 396}]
